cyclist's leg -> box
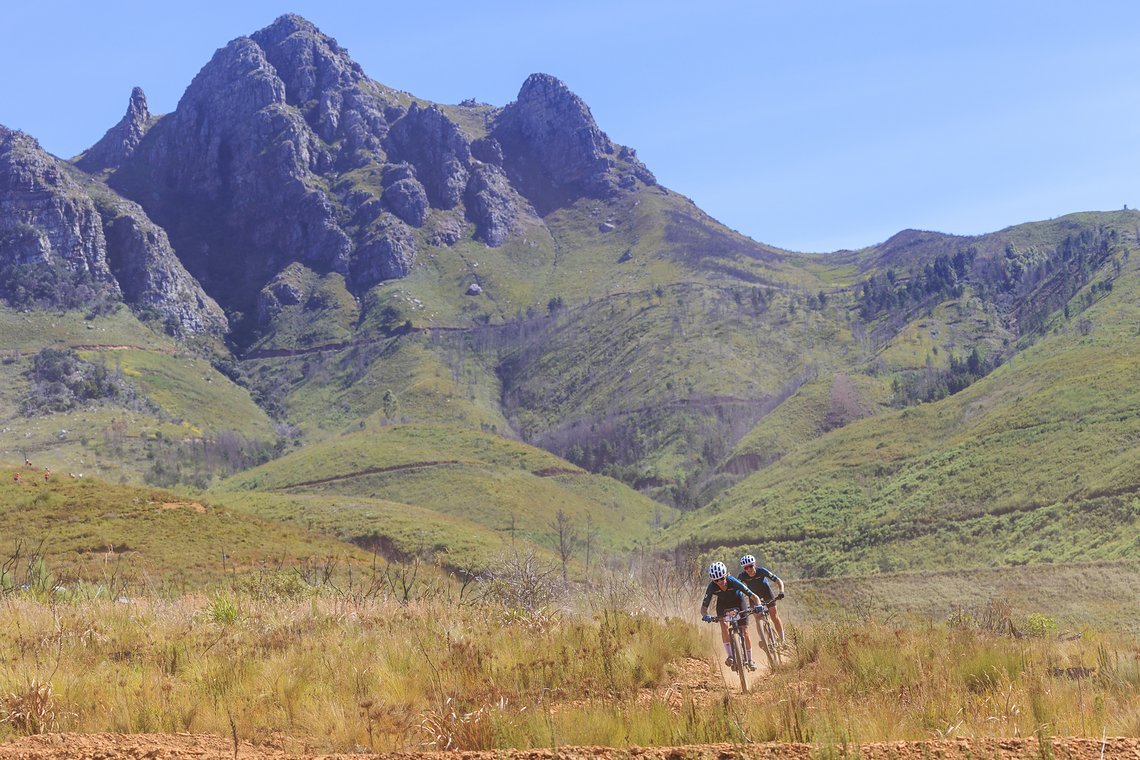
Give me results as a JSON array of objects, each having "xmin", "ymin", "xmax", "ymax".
[
  {"xmin": 753, "ymin": 614, "xmax": 774, "ymax": 667},
  {"xmin": 741, "ymin": 619, "xmax": 753, "ymax": 664},
  {"xmin": 718, "ymin": 618, "xmax": 733, "ymax": 662},
  {"xmin": 769, "ymin": 602, "xmax": 785, "ymax": 641}
]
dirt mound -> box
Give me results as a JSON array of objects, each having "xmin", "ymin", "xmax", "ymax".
[{"xmin": 2, "ymin": 734, "xmax": 1138, "ymax": 759}]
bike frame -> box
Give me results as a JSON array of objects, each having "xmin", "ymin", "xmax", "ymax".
[
  {"xmin": 707, "ymin": 608, "xmax": 754, "ymax": 693},
  {"xmin": 751, "ymin": 603, "xmax": 782, "ymax": 669}
]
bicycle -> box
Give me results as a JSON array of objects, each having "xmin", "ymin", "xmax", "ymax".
[
  {"xmin": 704, "ymin": 607, "xmax": 755, "ymax": 693},
  {"xmin": 751, "ymin": 595, "xmax": 784, "ymax": 669}
]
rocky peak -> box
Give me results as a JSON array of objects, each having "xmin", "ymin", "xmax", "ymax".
[
  {"xmin": 250, "ymin": 14, "xmax": 366, "ymax": 107},
  {"xmin": 493, "ymin": 73, "xmax": 616, "ymax": 210},
  {"xmin": 110, "ymin": 31, "xmax": 352, "ymax": 316},
  {"xmin": 247, "ymin": 15, "xmax": 394, "ymax": 159},
  {"xmin": 0, "ymin": 125, "xmax": 117, "ymax": 290},
  {"xmin": 76, "ymin": 87, "xmax": 151, "ymax": 173}
]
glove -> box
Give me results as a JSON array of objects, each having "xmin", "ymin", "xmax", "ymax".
[
  {"xmin": 702, "ymin": 614, "xmax": 713, "ymax": 623},
  {"xmin": 776, "ymin": 592, "xmax": 785, "ymax": 601}
]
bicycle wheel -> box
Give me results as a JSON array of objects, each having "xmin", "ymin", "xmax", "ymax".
[
  {"xmin": 763, "ymin": 617, "xmax": 782, "ymax": 667},
  {"xmin": 756, "ymin": 616, "xmax": 777, "ymax": 669},
  {"xmin": 730, "ymin": 631, "xmax": 749, "ymax": 692}
]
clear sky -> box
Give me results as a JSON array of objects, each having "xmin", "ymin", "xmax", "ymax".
[{"xmin": 3, "ymin": 1, "xmax": 1138, "ymax": 253}]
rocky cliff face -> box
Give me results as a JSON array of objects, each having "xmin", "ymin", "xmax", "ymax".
[
  {"xmin": 98, "ymin": 197, "xmax": 229, "ymax": 336},
  {"xmin": 75, "ymin": 87, "xmax": 151, "ymax": 173},
  {"xmin": 493, "ymin": 73, "xmax": 617, "ymax": 210},
  {"xmin": 110, "ymin": 28, "xmax": 352, "ymax": 314},
  {"xmin": 0, "ymin": 126, "xmax": 119, "ymax": 295},
  {"xmin": 0, "ymin": 125, "xmax": 226, "ymax": 336},
  {"xmin": 59, "ymin": 14, "xmax": 660, "ymax": 343}
]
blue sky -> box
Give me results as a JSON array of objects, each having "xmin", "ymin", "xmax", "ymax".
[{"xmin": 3, "ymin": 1, "xmax": 1138, "ymax": 252}]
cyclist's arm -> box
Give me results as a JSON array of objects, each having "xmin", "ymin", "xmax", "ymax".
[
  {"xmin": 761, "ymin": 567, "xmax": 785, "ymax": 596},
  {"xmin": 699, "ymin": 585, "xmax": 714, "ymax": 616}
]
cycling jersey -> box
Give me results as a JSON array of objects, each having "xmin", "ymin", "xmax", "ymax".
[
  {"xmin": 739, "ymin": 567, "xmax": 780, "ymax": 603},
  {"xmin": 701, "ymin": 575, "xmax": 754, "ymax": 616}
]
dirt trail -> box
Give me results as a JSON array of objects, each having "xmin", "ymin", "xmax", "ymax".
[{"xmin": 2, "ymin": 733, "xmax": 1138, "ymax": 759}]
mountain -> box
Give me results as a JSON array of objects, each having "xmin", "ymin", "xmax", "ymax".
[
  {"xmin": 0, "ymin": 14, "xmax": 1135, "ymax": 578},
  {"xmin": 670, "ymin": 233, "xmax": 1140, "ymax": 575},
  {"xmin": 0, "ymin": 125, "xmax": 226, "ymax": 337}
]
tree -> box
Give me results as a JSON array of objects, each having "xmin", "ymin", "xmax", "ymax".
[
  {"xmin": 551, "ymin": 508, "xmax": 578, "ymax": 585},
  {"xmin": 381, "ymin": 389, "xmax": 399, "ymax": 422}
]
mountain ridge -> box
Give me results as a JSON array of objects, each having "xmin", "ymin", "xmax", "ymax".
[{"xmin": 0, "ymin": 14, "xmax": 1135, "ymax": 579}]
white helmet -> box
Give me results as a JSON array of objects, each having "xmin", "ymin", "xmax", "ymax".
[
  {"xmin": 708, "ymin": 561, "xmax": 728, "ymax": 580},
  {"xmin": 740, "ymin": 554, "xmax": 756, "ymax": 567}
]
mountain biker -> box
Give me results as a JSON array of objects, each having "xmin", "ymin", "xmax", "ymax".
[
  {"xmin": 700, "ymin": 561, "xmax": 762, "ymax": 671},
  {"xmin": 738, "ymin": 554, "xmax": 786, "ymax": 643}
]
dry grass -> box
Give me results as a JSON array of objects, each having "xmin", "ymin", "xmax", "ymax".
[{"xmin": 0, "ymin": 571, "xmax": 1136, "ymax": 753}]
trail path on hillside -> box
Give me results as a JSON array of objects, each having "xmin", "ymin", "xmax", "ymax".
[{"xmin": 271, "ymin": 461, "xmax": 588, "ymax": 490}]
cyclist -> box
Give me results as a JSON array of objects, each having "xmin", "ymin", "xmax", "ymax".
[
  {"xmin": 700, "ymin": 561, "xmax": 762, "ymax": 670},
  {"xmin": 738, "ymin": 554, "xmax": 786, "ymax": 643}
]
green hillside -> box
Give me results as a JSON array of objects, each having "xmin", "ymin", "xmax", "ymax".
[
  {"xmin": 212, "ymin": 425, "xmax": 677, "ymax": 570},
  {"xmin": 0, "ymin": 309, "xmax": 275, "ymax": 485},
  {"xmin": 0, "ymin": 468, "xmax": 371, "ymax": 587},
  {"xmin": 669, "ymin": 240, "xmax": 1140, "ymax": 575}
]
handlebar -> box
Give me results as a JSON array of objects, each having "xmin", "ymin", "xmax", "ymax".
[{"xmin": 704, "ymin": 608, "xmax": 757, "ymax": 623}]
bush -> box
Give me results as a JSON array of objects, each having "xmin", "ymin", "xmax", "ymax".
[
  {"xmin": 21, "ymin": 348, "xmax": 149, "ymax": 416},
  {"xmin": 1025, "ymin": 612, "xmax": 1058, "ymax": 638}
]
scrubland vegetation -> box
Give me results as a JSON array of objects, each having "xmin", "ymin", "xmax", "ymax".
[{"xmin": 1, "ymin": 561, "xmax": 1136, "ymax": 753}]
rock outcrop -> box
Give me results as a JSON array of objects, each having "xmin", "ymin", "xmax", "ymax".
[
  {"xmin": 465, "ymin": 164, "xmax": 519, "ymax": 246},
  {"xmin": 380, "ymin": 164, "xmax": 429, "ymax": 228},
  {"xmin": 75, "ymin": 87, "xmax": 151, "ymax": 173},
  {"xmin": 493, "ymin": 74, "xmax": 616, "ymax": 211},
  {"xmin": 99, "ymin": 198, "xmax": 228, "ymax": 336},
  {"xmin": 0, "ymin": 125, "xmax": 226, "ymax": 336},
  {"xmin": 0, "ymin": 126, "xmax": 119, "ymax": 298},
  {"xmin": 386, "ymin": 104, "xmax": 471, "ymax": 210},
  {"xmin": 256, "ymin": 262, "xmax": 310, "ymax": 325},
  {"xmin": 351, "ymin": 216, "xmax": 416, "ymax": 289}
]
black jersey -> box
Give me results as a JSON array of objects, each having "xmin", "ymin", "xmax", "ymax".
[
  {"xmin": 700, "ymin": 575, "xmax": 753, "ymax": 615},
  {"xmin": 739, "ymin": 566, "xmax": 779, "ymax": 602}
]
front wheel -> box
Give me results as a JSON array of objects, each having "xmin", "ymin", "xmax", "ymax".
[{"xmin": 730, "ymin": 631, "xmax": 749, "ymax": 692}]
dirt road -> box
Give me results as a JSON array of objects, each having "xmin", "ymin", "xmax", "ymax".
[{"xmin": 2, "ymin": 732, "xmax": 1138, "ymax": 759}]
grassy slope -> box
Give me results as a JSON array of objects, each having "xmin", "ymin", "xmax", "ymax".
[
  {"xmin": 215, "ymin": 490, "xmax": 548, "ymax": 571},
  {"xmin": 726, "ymin": 372, "xmax": 893, "ymax": 471},
  {"xmin": 0, "ymin": 469, "xmax": 371, "ymax": 586},
  {"xmin": 243, "ymin": 199, "xmax": 1139, "ymax": 520},
  {"xmin": 787, "ymin": 559, "xmax": 1140, "ymax": 630},
  {"xmin": 247, "ymin": 332, "xmax": 513, "ymax": 440},
  {"xmin": 669, "ymin": 245, "xmax": 1140, "ymax": 575},
  {"xmin": 0, "ymin": 309, "xmax": 274, "ymax": 481},
  {"xmin": 212, "ymin": 425, "xmax": 676, "ymax": 564}
]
